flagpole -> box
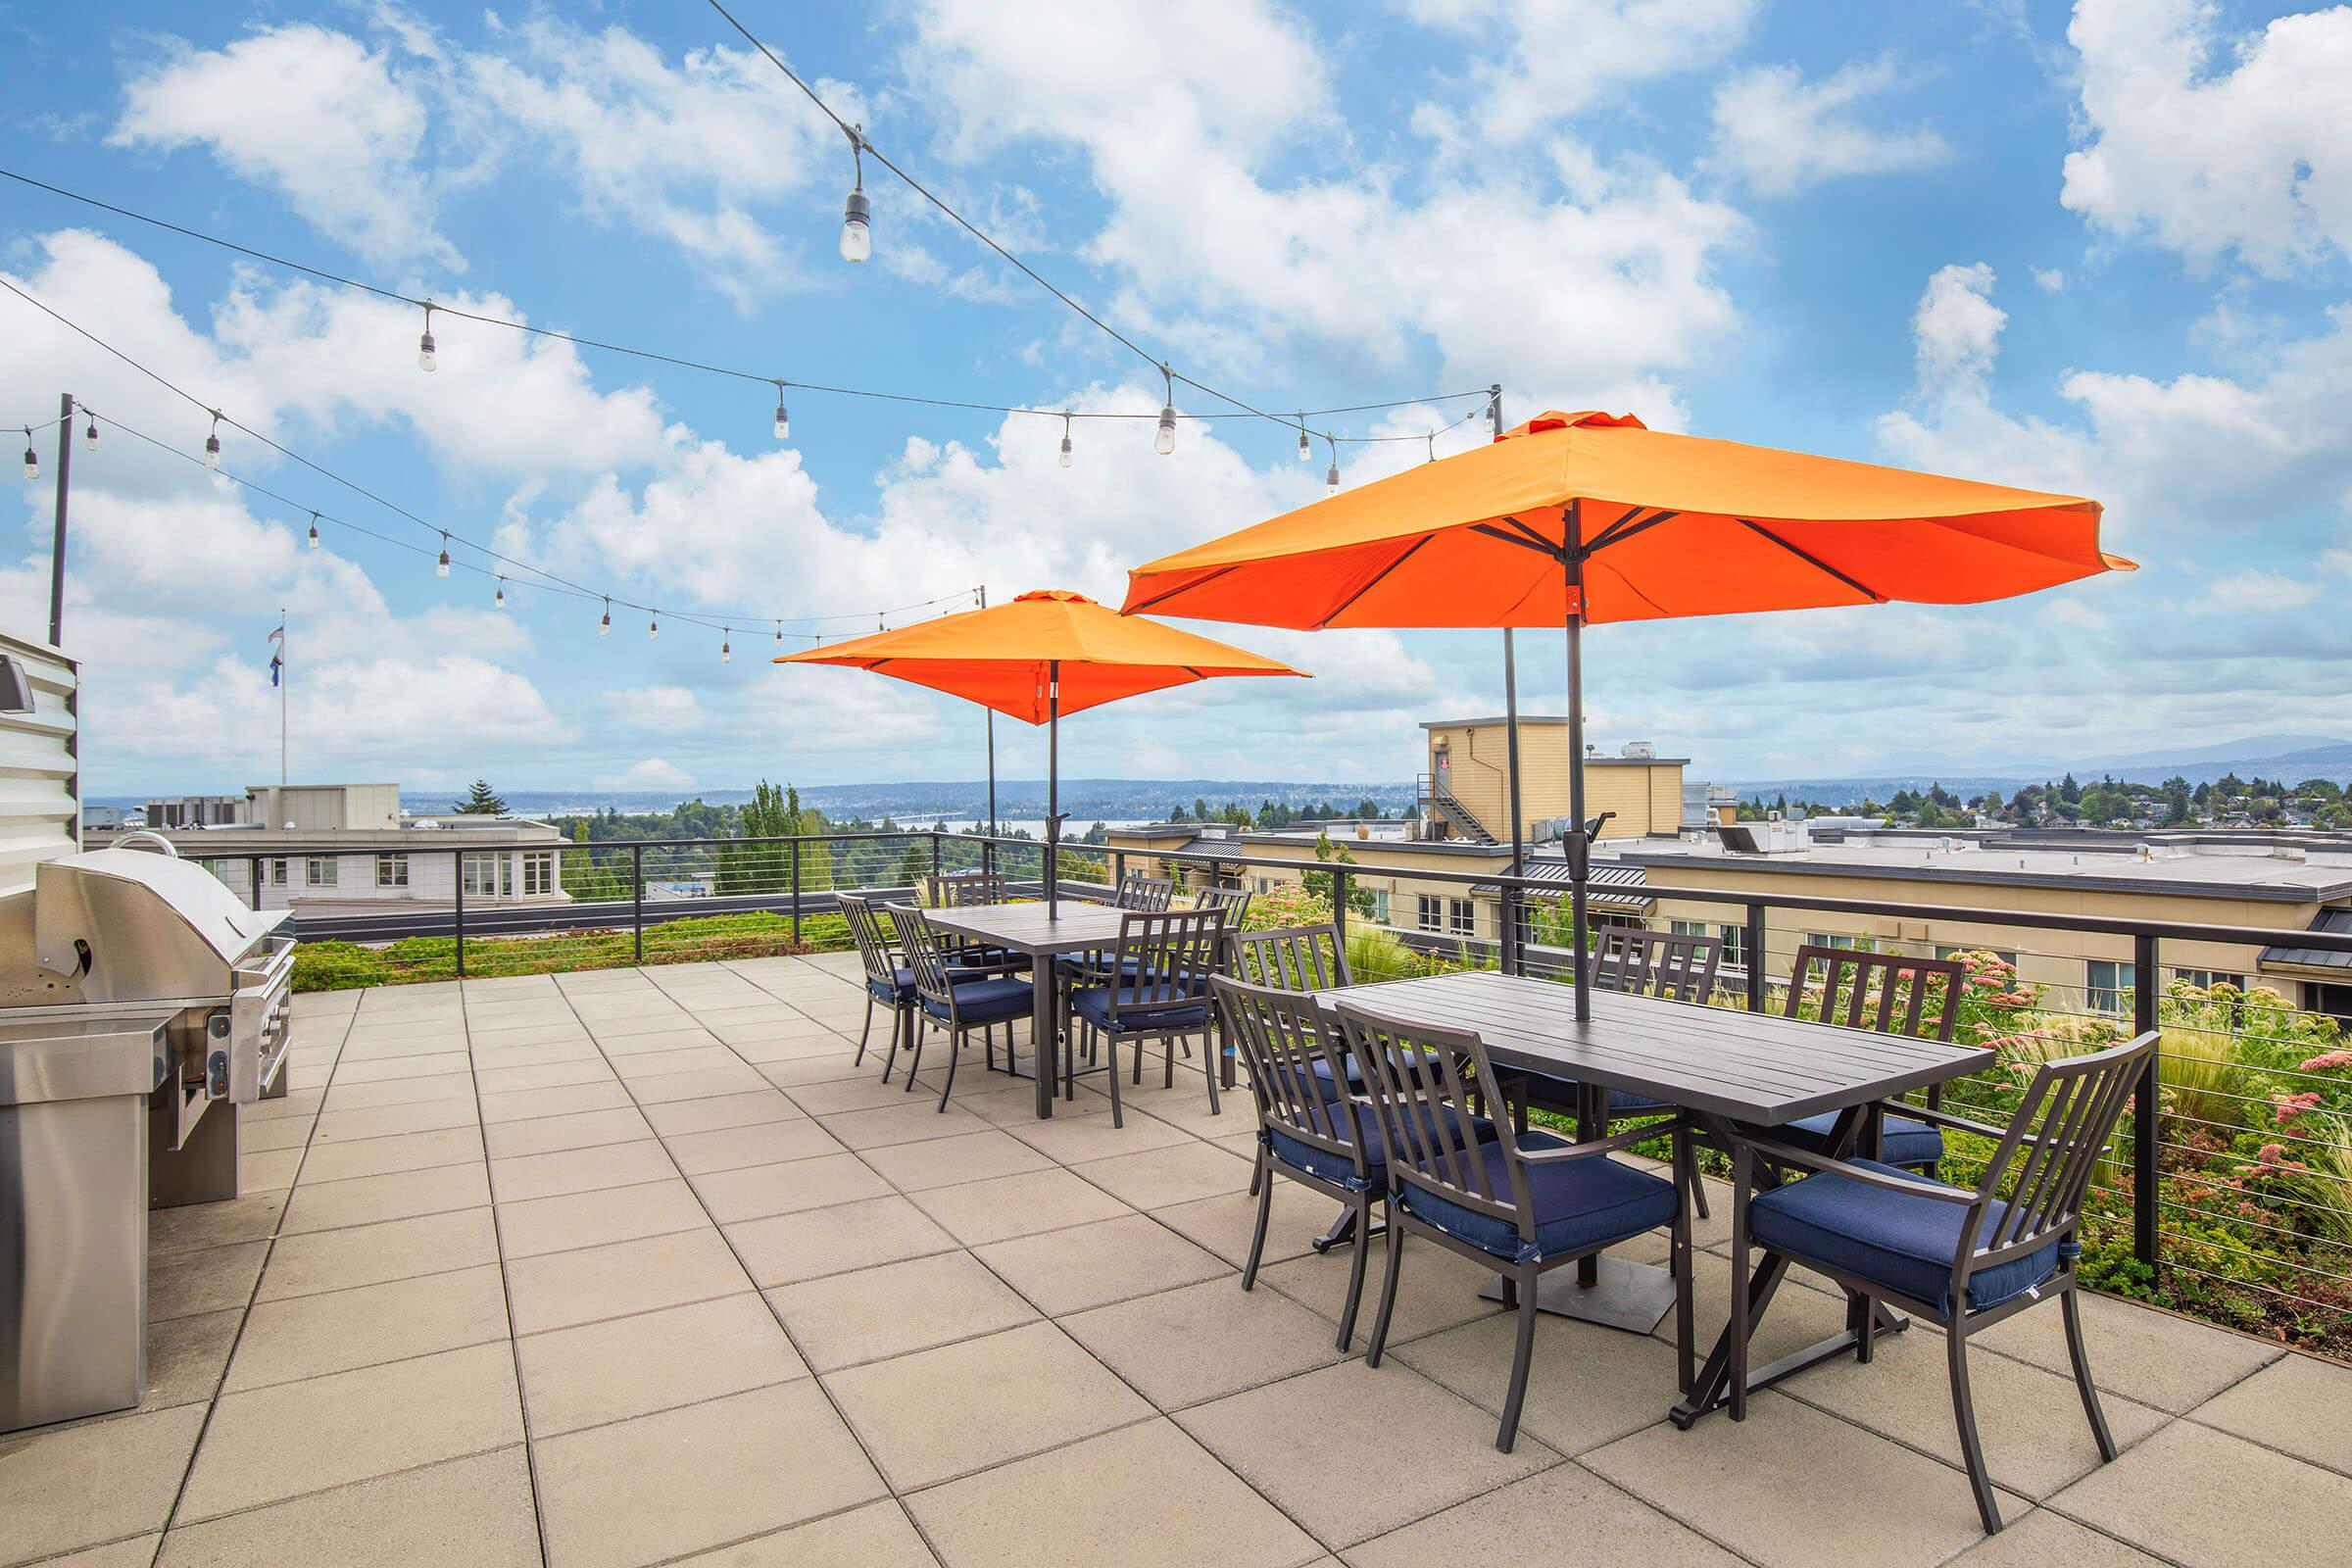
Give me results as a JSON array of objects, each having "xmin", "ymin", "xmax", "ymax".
[{"xmin": 278, "ymin": 609, "xmax": 287, "ymax": 786}]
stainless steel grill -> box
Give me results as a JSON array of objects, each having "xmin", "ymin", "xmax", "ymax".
[{"xmin": 2, "ymin": 841, "xmax": 296, "ymax": 1430}]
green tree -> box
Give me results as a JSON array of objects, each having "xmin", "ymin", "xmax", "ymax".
[
  {"xmin": 1301, "ymin": 829, "xmax": 1377, "ymax": 917},
  {"xmin": 456, "ymin": 779, "xmax": 508, "ymax": 815}
]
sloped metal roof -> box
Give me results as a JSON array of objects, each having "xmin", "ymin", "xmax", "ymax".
[{"xmin": 2261, "ymin": 906, "xmax": 2352, "ymax": 972}]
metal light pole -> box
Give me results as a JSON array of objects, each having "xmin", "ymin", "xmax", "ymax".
[
  {"xmin": 980, "ymin": 586, "xmax": 998, "ymax": 873},
  {"xmin": 46, "ymin": 393, "xmax": 74, "ymax": 647}
]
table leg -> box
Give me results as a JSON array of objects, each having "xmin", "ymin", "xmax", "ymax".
[{"xmin": 1030, "ymin": 958, "xmax": 1055, "ymax": 1120}]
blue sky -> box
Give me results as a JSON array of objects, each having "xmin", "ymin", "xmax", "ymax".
[{"xmin": 4, "ymin": 1, "xmax": 2348, "ymax": 798}]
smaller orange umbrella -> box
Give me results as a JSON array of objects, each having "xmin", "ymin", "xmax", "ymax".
[{"xmin": 779, "ymin": 590, "xmax": 1304, "ymax": 906}]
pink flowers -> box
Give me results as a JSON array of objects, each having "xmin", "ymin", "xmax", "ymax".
[
  {"xmin": 2273, "ymin": 1091, "xmax": 2324, "ymax": 1129},
  {"xmin": 2234, "ymin": 1143, "xmax": 2312, "ymax": 1185},
  {"xmin": 2298, "ymin": 1051, "xmax": 2352, "ymax": 1073}
]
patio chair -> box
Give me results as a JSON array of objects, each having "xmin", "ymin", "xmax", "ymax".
[
  {"xmin": 1113, "ymin": 872, "xmax": 1179, "ymax": 910},
  {"xmin": 1228, "ymin": 922, "xmax": 1350, "ymax": 992},
  {"xmin": 924, "ymin": 869, "xmax": 1026, "ymax": 977},
  {"xmin": 836, "ymin": 891, "xmax": 912, "ymax": 1074},
  {"xmin": 1054, "ymin": 871, "xmax": 1188, "ymax": 1051},
  {"xmin": 1066, "ymin": 908, "xmax": 1225, "ymax": 1125},
  {"xmin": 887, "ymin": 906, "xmax": 1035, "ymax": 1110},
  {"xmin": 1212, "ymin": 974, "xmax": 1498, "ymax": 1349},
  {"xmin": 1763, "ymin": 947, "xmax": 1970, "ymax": 1174},
  {"xmin": 1719, "ymin": 1030, "xmax": 2156, "ymax": 1534},
  {"xmin": 1190, "ymin": 884, "xmax": 1252, "ymax": 925},
  {"xmin": 1516, "ymin": 927, "xmax": 1725, "ymax": 1215},
  {"xmin": 1336, "ymin": 999, "xmax": 1691, "ymax": 1452}
]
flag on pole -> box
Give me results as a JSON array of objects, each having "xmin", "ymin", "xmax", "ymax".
[{"xmin": 268, "ymin": 623, "xmax": 283, "ymax": 687}]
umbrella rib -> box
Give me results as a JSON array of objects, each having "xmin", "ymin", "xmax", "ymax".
[
  {"xmin": 1737, "ymin": 520, "xmax": 1887, "ymax": 604},
  {"xmin": 1584, "ymin": 508, "xmax": 1678, "ymax": 557},
  {"xmin": 1470, "ymin": 521, "xmax": 1561, "ymax": 558},
  {"xmin": 1124, "ymin": 564, "xmax": 1239, "ymax": 614},
  {"xmin": 1312, "ymin": 536, "xmax": 1434, "ymax": 628}
]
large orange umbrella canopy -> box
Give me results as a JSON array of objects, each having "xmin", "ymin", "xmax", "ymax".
[
  {"xmin": 1122, "ymin": 411, "xmax": 2133, "ymax": 627},
  {"xmin": 777, "ymin": 589, "xmax": 1304, "ymax": 721}
]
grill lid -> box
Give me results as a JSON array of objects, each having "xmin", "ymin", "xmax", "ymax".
[{"xmin": 33, "ymin": 849, "xmax": 287, "ymax": 996}]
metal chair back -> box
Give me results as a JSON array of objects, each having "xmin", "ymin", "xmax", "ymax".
[
  {"xmin": 1592, "ymin": 926, "xmax": 1723, "ymax": 1004},
  {"xmin": 1334, "ymin": 1002, "xmax": 1535, "ymax": 1252},
  {"xmin": 836, "ymin": 891, "xmax": 904, "ymax": 990},
  {"xmin": 1783, "ymin": 945, "xmax": 1965, "ymax": 1041},
  {"xmin": 927, "ymin": 870, "xmax": 1005, "ymax": 908},
  {"xmin": 1229, "ymin": 923, "xmax": 1350, "ymax": 992},
  {"xmin": 1102, "ymin": 908, "xmax": 1224, "ymax": 1027},
  {"xmin": 1960, "ymin": 1032, "xmax": 2155, "ymax": 1283},
  {"xmin": 1211, "ymin": 975, "xmax": 1366, "ymax": 1181},
  {"xmin": 886, "ymin": 906, "xmax": 957, "ymax": 1012},
  {"xmin": 1114, "ymin": 872, "xmax": 1179, "ymax": 911},
  {"xmin": 1192, "ymin": 884, "xmax": 1252, "ymax": 928}
]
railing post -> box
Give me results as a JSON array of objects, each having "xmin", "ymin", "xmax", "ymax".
[
  {"xmin": 790, "ymin": 838, "xmax": 803, "ymax": 944},
  {"xmin": 631, "ymin": 845, "xmax": 645, "ymax": 964},
  {"xmin": 1500, "ymin": 885, "xmax": 1521, "ymax": 976},
  {"xmin": 453, "ymin": 850, "xmax": 466, "ymax": 979},
  {"xmin": 931, "ymin": 830, "xmax": 942, "ymax": 880},
  {"xmin": 1744, "ymin": 902, "xmax": 1767, "ymax": 1013},
  {"xmin": 248, "ymin": 856, "xmax": 265, "ymax": 913},
  {"xmin": 1112, "ymin": 850, "xmax": 1126, "ymax": 892},
  {"xmin": 2132, "ymin": 931, "xmax": 2160, "ymax": 1269},
  {"xmin": 1332, "ymin": 868, "xmax": 1348, "ymax": 954}
]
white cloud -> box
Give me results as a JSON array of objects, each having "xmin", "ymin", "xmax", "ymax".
[
  {"xmin": 594, "ymin": 758, "xmax": 694, "ymax": 792},
  {"xmin": 1909, "ymin": 263, "xmax": 2007, "ymax": 396},
  {"xmin": 113, "ymin": 24, "xmax": 460, "ymax": 270},
  {"xmin": 610, "ymin": 685, "xmax": 705, "ymax": 732},
  {"xmin": 2043, "ymin": 597, "xmax": 2110, "ymax": 630},
  {"xmin": 1707, "ymin": 56, "xmax": 1952, "ymax": 196},
  {"xmin": 2192, "ymin": 568, "xmax": 2323, "ymax": 615},
  {"xmin": 2060, "ymin": 0, "xmax": 2352, "ymax": 272},
  {"xmin": 2032, "ymin": 267, "xmax": 2067, "ymax": 293}
]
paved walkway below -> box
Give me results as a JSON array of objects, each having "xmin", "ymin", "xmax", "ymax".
[{"xmin": 4, "ymin": 951, "xmax": 2348, "ymax": 1568}]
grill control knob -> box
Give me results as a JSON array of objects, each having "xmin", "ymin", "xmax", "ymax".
[{"xmin": 208, "ymin": 1049, "xmax": 230, "ymax": 1099}]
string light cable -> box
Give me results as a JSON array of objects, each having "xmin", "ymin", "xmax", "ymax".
[{"xmin": 0, "ymin": 168, "xmax": 1486, "ymax": 451}]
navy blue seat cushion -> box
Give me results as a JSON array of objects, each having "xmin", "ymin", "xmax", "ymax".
[
  {"xmin": 868, "ymin": 964, "xmax": 987, "ymax": 1004},
  {"xmin": 1518, "ymin": 1070, "xmax": 1672, "ymax": 1118},
  {"xmin": 1777, "ymin": 1110, "xmax": 1943, "ymax": 1169},
  {"xmin": 1268, "ymin": 1103, "xmax": 1497, "ymax": 1192},
  {"xmin": 1747, "ymin": 1157, "xmax": 2060, "ymax": 1317},
  {"xmin": 1396, "ymin": 1130, "xmax": 1677, "ymax": 1263},
  {"xmin": 1070, "ymin": 984, "xmax": 1208, "ymax": 1032},
  {"xmin": 1307, "ymin": 1054, "xmax": 1368, "ymax": 1095},
  {"xmin": 919, "ymin": 975, "xmax": 1033, "ymax": 1025}
]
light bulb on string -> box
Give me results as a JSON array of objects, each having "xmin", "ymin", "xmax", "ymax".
[
  {"xmin": 435, "ymin": 533, "xmax": 451, "ymax": 578},
  {"xmin": 1154, "ymin": 365, "xmax": 1176, "ymax": 456},
  {"xmin": 773, "ymin": 381, "xmax": 789, "ymax": 440},
  {"xmin": 1324, "ymin": 436, "xmax": 1340, "ymax": 497},
  {"xmin": 721, "ymin": 630, "xmax": 731, "ymax": 664},
  {"xmin": 1058, "ymin": 412, "xmax": 1073, "ymax": 469},
  {"xmin": 840, "ymin": 128, "xmax": 872, "ymax": 263},
  {"xmin": 649, "ymin": 614, "xmax": 659, "ymax": 641},
  {"xmin": 83, "ymin": 413, "xmax": 98, "ymax": 452},
  {"xmin": 773, "ymin": 620, "xmax": 782, "ymax": 647},
  {"xmin": 417, "ymin": 303, "xmax": 437, "ymax": 372},
  {"xmin": 20, "ymin": 429, "xmax": 35, "ymax": 482},
  {"xmin": 600, "ymin": 599, "xmax": 611, "ymax": 637},
  {"xmin": 494, "ymin": 577, "xmax": 506, "ymax": 610},
  {"xmin": 307, "ymin": 513, "xmax": 320, "ymax": 550},
  {"xmin": 204, "ymin": 412, "xmax": 222, "ymax": 469},
  {"xmin": 1297, "ymin": 415, "xmax": 1310, "ymax": 463}
]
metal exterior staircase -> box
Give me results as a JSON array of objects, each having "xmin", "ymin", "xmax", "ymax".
[{"xmin": 1416, "ymin": 773, "xmax": 1501, "ymax": 845}]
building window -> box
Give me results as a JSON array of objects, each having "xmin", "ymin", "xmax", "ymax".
[
  {"xmin": 2086, "ymin": 959, "xmax": 2135, "ymax": 1015},
  {"xmin": 1806, "ymin": 932, "xmax": 1869, "ymax": 952},
  {"xmin": 269, "ymin": 858, "xmax": 288, "ymax": 887},
  {"xmin": 1370, "ymin": 888, "xmax": 1391, "ymax": 924},
  {"xmin": 522, "ymin": 852, "xmax": 555, "ymax": 897},
  {"xmin": 375, "ymin": 853, "xmax": 409, "ymax": 889},
  {"xmin": 1674, "ymin": 919, "xmax": 1746, "ymax": 969},
  {"xmin": 463, "ymin": 855, "xmax": 514, "ymax": 898},
  {"xmin": 305, "ymin": 856, "xmax": 337, "ymax": 887},
  {"xmin": 2173, "ymin": 968, "xmax": 2243, "ymax": 993},
  {"xmin": 1446, "ymin": 899, "xmax": 1475, "ymax": 937},
  {"xmin": 1936, "ymin": 945, "xmax": 2020, "ymax": 970},
  {"xmin": 1417, "ymin": 894, "xmax": 1443, "ymax": 933}
]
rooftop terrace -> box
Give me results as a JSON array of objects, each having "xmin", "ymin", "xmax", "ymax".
[{"xmin": 4, "ymin": 952, "xmax": 2347, "ymax": 1568}]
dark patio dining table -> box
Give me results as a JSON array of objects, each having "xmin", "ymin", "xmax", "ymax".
[
  {"xmin": 1301, "ymin": 968, "xmax": 1994, "ymax": 1424},
  {"xmin": 921, "ymin": 899, "xmax": 1132, "ymax": 1119}
]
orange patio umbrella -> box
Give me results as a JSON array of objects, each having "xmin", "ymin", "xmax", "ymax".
[
  {"xmin": 779, "ymin": 589, "xmax": 1305, "ymax": 908},
  {"xmin": 1124, "ymin": 410, "xmax": 2133, "ymax": 1014}
]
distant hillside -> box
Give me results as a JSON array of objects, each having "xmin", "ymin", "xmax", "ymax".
[
  {"xmin": 1731, "ymin": 736, "xmax": 2352, "ymax": 807},
  {"xmin": 381, "ymin": 778, "xmax": 1421, "ymax": 822}
]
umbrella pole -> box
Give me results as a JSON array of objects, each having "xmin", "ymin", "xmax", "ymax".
[
  {"xmin": 1046, "ymin": 659, "xmax": 1060, "ymax": 914},
  {"xmin": 1563, "ymin": 500, "xmax": 1591, "ymax": 1023},
  {"xmin": 1502, "ymin": 630, "xmax": 1525, "ymax": 976}
]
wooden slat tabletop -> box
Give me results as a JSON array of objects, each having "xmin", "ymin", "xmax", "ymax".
[
  {"xmin": 920, "ymin": 900, "xmax": 1129, "ymax": 956},
  {"xmin": 1310, "ymin": 970, "xmax": 1992, "ymax": 1125}
]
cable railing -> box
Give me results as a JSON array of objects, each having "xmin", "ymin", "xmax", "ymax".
[{"xmin": 214, "ymin": 823, "xmax": 2352, "ymax": 1353}]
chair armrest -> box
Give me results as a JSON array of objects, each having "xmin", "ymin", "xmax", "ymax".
[
  {"xmin": 1890, "ymin": 1101, "xmax": 2031, "ymax": 1144},
  {"xmin": 1518, "ymin": 1118, "xmax": 1681, "ymax": 1164},
  {"xmin": 1723, "ymin": 1128, "xmax": 1979, "ymax": 1203}
]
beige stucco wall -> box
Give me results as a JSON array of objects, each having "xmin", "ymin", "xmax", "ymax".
[{"xmin": 1423, "ymin": 720, "xmax": 1681, "ymax": 840}]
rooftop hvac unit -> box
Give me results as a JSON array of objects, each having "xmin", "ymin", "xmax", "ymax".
[{"xmin": 1621, "ymin": 740, "xmax": 1655, "ymax": 760}]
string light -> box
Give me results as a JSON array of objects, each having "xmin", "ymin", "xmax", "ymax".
[
  {"xmin": 83, "ymin": 411, "xmax": 98, "ymax": 451},
  {"xmin": 721, "ymin": 629, "xmax": 732, "ymax": 663},
  {"xmin": 21, "ymin": 428, "xmax": 35, "ymax": 481},
  {"xmin": 204, "ymin": 411, "xmax": 221, "ymax": 468},
  {"xmin": 435, "ymin": 533, "xmax": 451, "ymax": 577},
  {"xmin": 1154, "ymin": 365, "xmax": 1176, "ymax": 457},
  {"xmin": 1058, "ymin": 412, "xmax": 1073, "ymax": 469},
  {"xmin": 773, "ymin": 620, "xmax": 783, "ymax": 646},
  {"xmin": 307, "ymin": 512, "xmax": 319, "ymax": 550},
  {"xmin": 839, "ymin": 127, "xmax": 872, "ymax": 264},
  {"xmin": 772, "ymin": 381, "xmax": 789, "ymax": 440},
  {"xmin": 417, "ymin": 302, "xmax": 437, "ymax": 372},
  {"xmin": 1324, "ymin": 435, "xmax": 1341, "ymax": 496},
  {"xmin": 601, "ymin": 598, "xmax": 612, "ymax": 637},
  {"xmin": 649, "ymin": 613, "xmax": 660, "ymax": 640},
  {"xmin": 495, "ymin": 576, "xmax": 507, "ymax": 610}
]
